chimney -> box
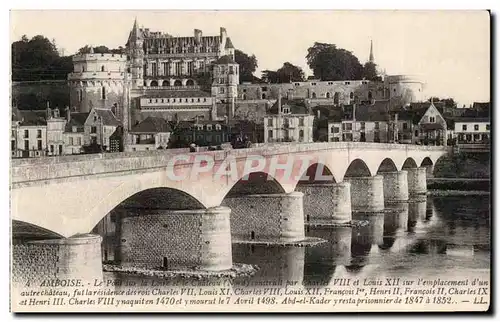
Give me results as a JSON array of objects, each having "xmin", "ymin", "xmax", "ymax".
[
  {"xmin": 278, "ymin": 88, "xmax": 282, "ymax": 114},
  {"xmin": 194, "ymin": 29, "xmax": 202, "ymax": 43},
  {"xmin": 65, "ymin": 106, "xmax": 71, "ymax": 122}
]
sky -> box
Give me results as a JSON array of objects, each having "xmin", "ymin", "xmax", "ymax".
[{"xmin": 10, "ymin": 10, "xmax": 490, "ymax": 106}]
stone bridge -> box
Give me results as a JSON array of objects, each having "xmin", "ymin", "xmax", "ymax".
[{"xmin": 10, "ymin": 142, "xmax": 448, "ymax": 283}]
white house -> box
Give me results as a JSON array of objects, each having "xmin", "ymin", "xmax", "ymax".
[{"xmin": 264, "ymin": 98, "xmax": 314, "ymax": 143}]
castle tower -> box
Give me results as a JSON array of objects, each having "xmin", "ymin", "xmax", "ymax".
[
  {"xmin": 68, "ymin": 49, "xmax": 128, "ymax": 113},
  {"xmin": 369, "ymin": 39, "xmax": 374, "ymax": 63},
  {"xmin": 211, "ymin": 55, "xmax": 239, "ymax": 119},
  {"xmin": 126, "ymin": 18, "xmax": 144, "ymax": 89}
]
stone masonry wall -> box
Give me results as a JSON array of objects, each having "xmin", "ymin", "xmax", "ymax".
[
  {"xmin": 346, "ymin": 175, "xmax": 385, "ymax": 212},
  {"xmin": 222, "ymin": 192, "xmax": 305, "ymax": 242},
  {"xmin": 12, "ymin": 234, "xmax": 103, "ymax": 286},
  {"xmin": 118, "ymin": 207, "xmax": 232, "ymax": 271},
  {"xmin": 296, "ymin": 183, "xmax": 352, "ymax": 224}
]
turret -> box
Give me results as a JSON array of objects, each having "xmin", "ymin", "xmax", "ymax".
[{"xmin": 126, "ymin": 18, "xmax": 144, "ymax": 89}]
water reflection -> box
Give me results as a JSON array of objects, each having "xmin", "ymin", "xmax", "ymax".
[
  {"xmin": 95, "ymin": 195, "xmax": 490, "ymax": 289},
  {"xmin": 232, "ymin": 245, "xmax": 304, "ymax": 288},
  {"xmin": 303, "ymin": 227, "xmax": 351, "ymax": 286}
]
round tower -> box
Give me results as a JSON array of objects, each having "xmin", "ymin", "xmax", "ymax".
[
  {"xmin": 386, "ymin": 75, "xmax": 425, "ymax": 104},
  {"xmin": 211, "ymin": 55, "xmax": 239, "ymax": 119},
  {"xmin": 68, "ymin": 50, "xmax": 129, "ymax": 113},
  {"xmin": 126, "ymin": 18, "xmax": 144, "ymax": 90}
]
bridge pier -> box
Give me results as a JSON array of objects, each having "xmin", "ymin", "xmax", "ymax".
[
  {"xmin": 345, "ymin": 175, "xmax": 385, "ymax": 213},
  {"xmin": 222, "ymin": 192, "xmax": 305, "ymax": 242},
  {"xmin": 382, "ymin": 170, "xmax": 409, "ymax": 203},
  {"xmin": 117, "ymin": 206, "xmax": 232, "ymax": 271},
  {"xmin": 407, "ymin": 167, "xmax": 427, "ymax": 197},
  {"xmin": 296, "ymin": 182, "xmax": 352, "ymax": 225},
  {"xmin": 12, "ymin": 234, "xmax": 103, "ymax": 286}
]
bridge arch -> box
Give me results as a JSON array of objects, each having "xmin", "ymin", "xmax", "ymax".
[
  {"xmin": 402, "ymin": 157, "xmax": 418, "ymax": 169},
  {"xmin": 12, "ymin": 220, "xmax": 63, "ymax": 241},
  {"xmin": 223, "ymin": 171, "xmax": 286, "ymax": 198},
  {"xmin": 421, "ymin": 157, "xmax": 433, "ymax": 167},
  {"xmin": 296, "ymin": 163, "xmax": 336, "ymax": 186},
  {"xmin": 344, "ymin": 159, "xmax": 372, "ymax": 178},
  {"xmin": 376, "ymin": 158, "xmax": 398, "ymax": 173}
]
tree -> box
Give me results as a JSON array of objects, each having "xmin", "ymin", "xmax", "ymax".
[
  {"xmin": 235, "ymin": 49, "xmax": 258, "ymax": 83},
  {"xmin": 362, "ymin": 61, "xmax": 378, "ymax": 81},
  {"xmin": 261, "ymin": 62, "xmax": 305, "ymax": 83},
  {"xmin": 306, "ymin": 42, "xmax": 364, "ymax": 81},
  {"xmin": 77, "ymin": 45, "xmax": 124, "ymax": 55},
  {"xmin": 11, "ymin": 35, "xmax": 71, "ymax": 81}
]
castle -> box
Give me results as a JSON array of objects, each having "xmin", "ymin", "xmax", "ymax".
[{"xmin": 67, "ymin": 19, "xmax": 426, "ymax": 129}]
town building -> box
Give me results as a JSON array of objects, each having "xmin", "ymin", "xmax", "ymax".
[
  {"xmin": 264, "ymin": 97, "xmax": 315, "ymax": 143},
  {"xmin": 84, "ymin": 108, "xmax": 122, "ymax": 151},
  {"xmin": 394, "ymin": 100, "xmax": 448, "ymax": 146},
  {"xmin": 127, "ymin": 116, "xmax": 172, "ymax": 151},
  {"xmin": 327, "ymin": 101, "xmax": 393, "ymax": 143},
  {"xmin": 11, "ymin": 108, "xmax": 47, "ymax": 158},
  {"xmin": 63, "ymin": 109, "xmax": 87, "ymax": 155},
  {"xmin": 454, "ymin": 117, "xmax": 490, "ymax": 144}
]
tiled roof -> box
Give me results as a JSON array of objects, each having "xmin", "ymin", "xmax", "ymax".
[
  {"xmin": 214, "ymin": 55, "xmax": 236, "ymax": 64},
  {"xmin": 420, "ymin": 123, "xmax": 446, "ymax": 131},
  {"xmin": 142, "ymin": 90, "xmax": 212, "ymax": 99},
  {"xmin": 13, "ymin": 110, "xmax": 47, "ymax": 126},
  {"xmin": 453, "ymin": 117, "xmax": 490, "ymax": 123},
  {"xmin": 93, "ymin": 108, "xmax": 121, "ymax": 126},
  {"xmin": 130, "ymin": 117, "xmax": 172, "ymax": 133},
  {"xmin": 64, "ymin": 112, "xmax": 89, "ymax": 132},
  {"xmin": 268, "ymin": 98, "xmax": 310, "ymax": 115},
  {"xmin": 224, "ymin": 37, "xmax": 234, "ymax": 49},
  {"xmin": 354, "ymin": 101, "xmax": 391, "ymax": 122},
  {"xmin": 395, "ymin": 107, "xmax": 428, "ymax": 124}
]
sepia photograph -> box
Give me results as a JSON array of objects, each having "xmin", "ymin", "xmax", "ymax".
[{"xmin": 8, "ymin": 9, "xmax": 491, "ymax": 313}]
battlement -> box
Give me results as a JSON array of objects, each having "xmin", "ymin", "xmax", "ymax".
[
  {"xmin": 386, "ymin": 75, "xmax": 425, "ymax": 84},
  {"xmin": 72, "ymin": 53, "xmax": 127, "ymax": 63}
]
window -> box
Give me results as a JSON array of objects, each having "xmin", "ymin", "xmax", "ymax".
[
  {"xmin": 37, "ymin": 129, "xmax": 42, "ymax": 138},
  {"xmin": 474, "ymin": 124, "xmax": 479, "ymax": 131},
  {"xmin": 101, "ymin": 87, "xmax": 106, "ymax": 100},
  {"xmin": 50, "ymin": 145, "xmax": 54, "ymax": 153},
  {"xmin": 345, "ymin": 123, "xmax": 352, "ymax": 131},
  {"xmin": 429, "ymin": 116, "xmax": 435, "ymax": 123},
  {"xmin": 77, "ymin": 137, "xmax": 81, "ymax": 145},
  {"xmin": 360, "ymin": 132, "xmax": 366, "ymax": 142},
  {"xmin": 78, "ymin": 90, "xmax": 83, "ymax": 102},
  {"xmin": 24, "ymin": 140, "xmax": 29, "ymax": 150},
  {"xmin": 299, "ymin": 118, "xmax": 304, "ymax": 126},
  {"xmin": 403, "ymin": 122, "xmax": 408, "ymax": 130},
  {"xmin": 474, "ymin": 134, "xmax": 480, "ymax": 140},
  {"xmin": 360, "ymin": 122, "xmax": 365, "ymax": 130},
  {"xmin": 268, "ymin": 130, "xmax": 273, "ymax": 139},
  {"xmin": 151, "ymin": 62, "xmax": 157, "ymax": 77},
  {"xmin": 299, "ymin": 130, "xmax": 304, "ymax": 141},
  {"xmin": 462, "ymin": 124, "xmax": 467, "ymax": 131},
  {"xmin": 101, "ymin": 65, "xmax": 105, "ymax": 72},
  {"xmin": 374, "ymin": 122, "xmax": 380, "ymax": 130},
  {"xmin": 262, "ymin": 87, "xmax": 268, "ymax": 92},
  {"xmin": 374, "ymin": 132, "xmax": 380, "ymax": 143},
  {"xmin": 350, "ymin": 92, "xmax": 354, "ymax": 99},
  {"xmin": 262, "ymin": 93, "xmax": 266, "ymax": 99},
  {"xmin": 219, "ymin": 87, "xmax": 225, "ymax": 94},
  {"xmin": 69, "ymin": 137, "xmax": 74, "ymax": 145},
  {"xmin": 91, "ymin": 126, "xmax": 97, "ymax": 134},
  {"xmin": 311, "ymin": 83, "xmax": 317, "ymax": 86},
  {"xmin": 312, "ymin": 92, "xmax": 317, "ymax": 98},
  {"xmin": 24, "ymin": 130, "xmax": 29, "ymax": 138},
  {"xmin": 268, "ymin": 118, "xmax": 273, "ymax": 126},
  {"xmin": 283, "ymin": 108, "xmax": 290, "ymax": 114},
  {"xmin": 486, "ymin": 124, "xmax": 490, "ymax": 131},
  {"xmin": 37, "ymin": 140, "xmax": 42, "ymax": 150},
  {"xmin": 334, "ymin": 127, "xmax": 339, "ymax": 133},
  {"xmin": 414, "ymin": 130, "xmax": 419, "ymax": 137}
]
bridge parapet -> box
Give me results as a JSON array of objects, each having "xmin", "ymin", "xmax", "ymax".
[{"xmin": 11, "ymin": 143, "xmax": 449, "ymax": 186}]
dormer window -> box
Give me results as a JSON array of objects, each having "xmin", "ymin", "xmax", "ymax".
[
  {"xmin": 215, "ymin": 124, "xmax": 221, "ymax": 131},
  {"xmin": 207, "ymin": 124, "xmax": 213, "ymax": 131},
  {"xmin": 283, "ymin": 107, "xmax": 290, "ymax": 114}
]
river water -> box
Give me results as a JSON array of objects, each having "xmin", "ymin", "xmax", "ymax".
[{"xmin": 104, "ymin": 194, "xmax": 490, "ymax": 288}]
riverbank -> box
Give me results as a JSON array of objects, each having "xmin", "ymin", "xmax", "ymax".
[
  {"xmin": 103, "ymin": 262, "xmax": 259, "ymax": 279},
  {"xmin": 427, "ymin": 178, "xmax": 490, "ymax": 192}
]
